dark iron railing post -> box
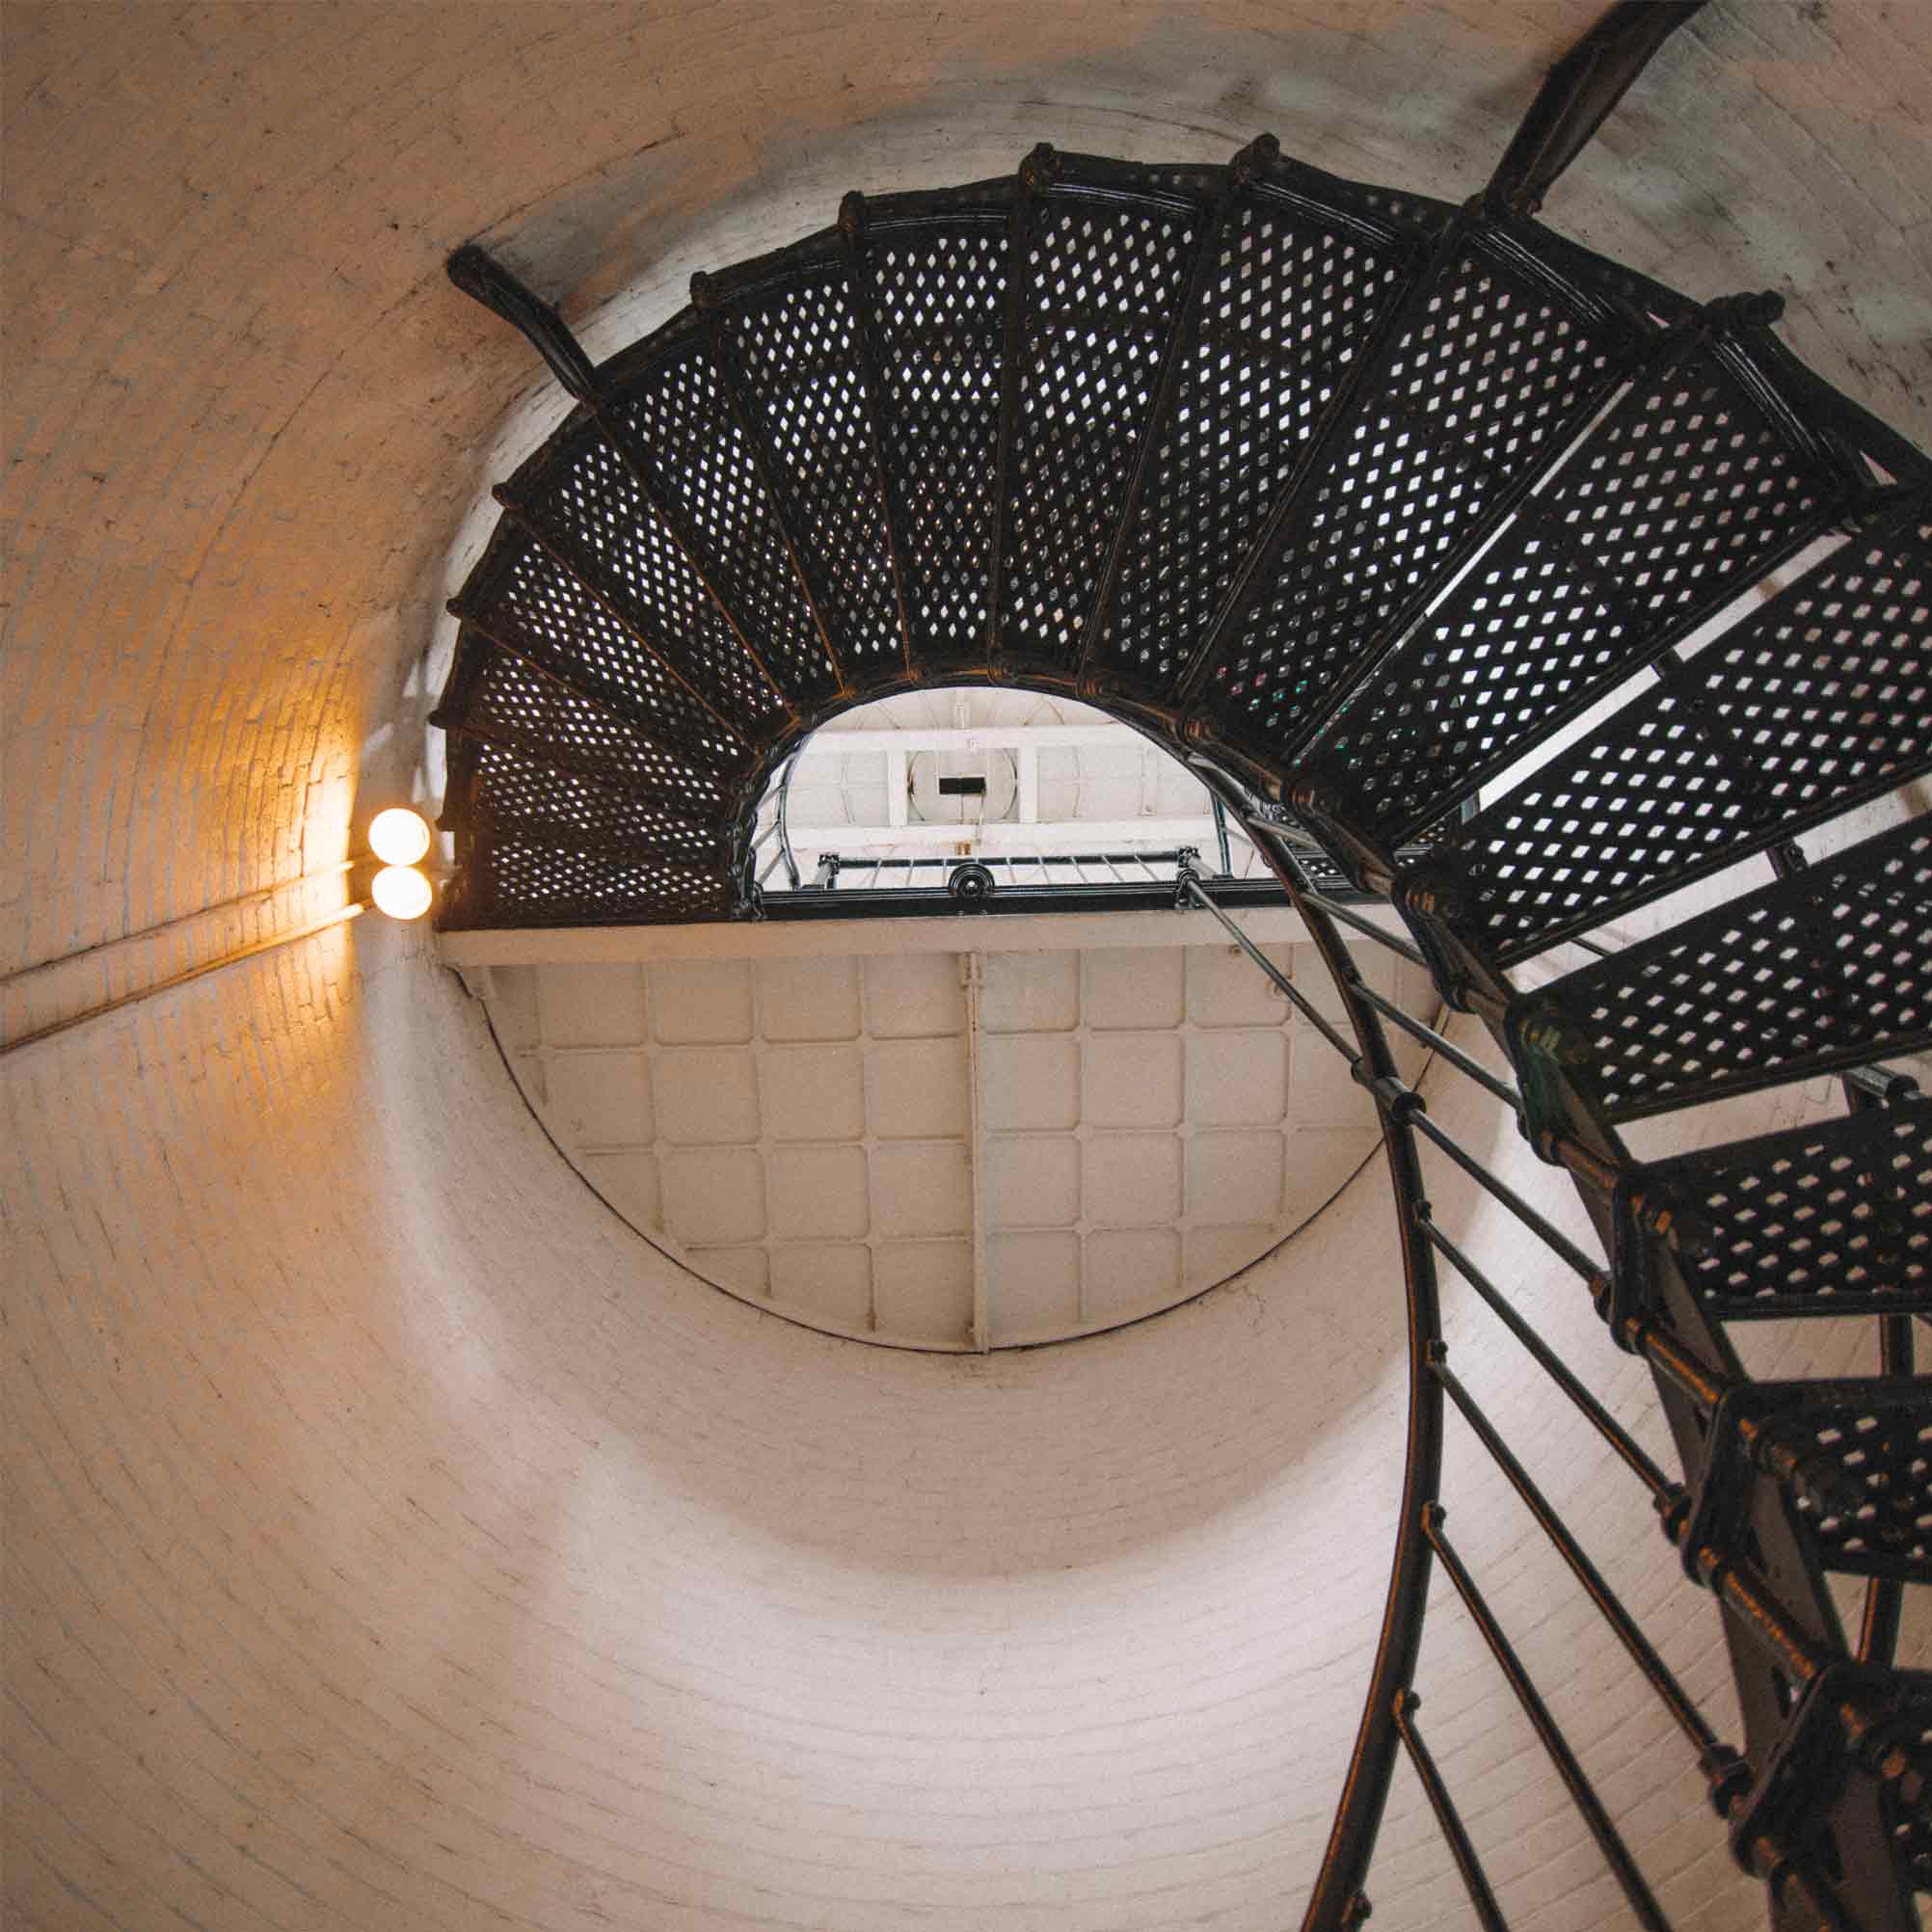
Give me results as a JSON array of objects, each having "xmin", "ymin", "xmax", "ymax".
[
  {"xmin": 1071, "ymin": 135, "xmax": 1276, "ymax": 690},
  {"xmin": 1429, "ymin": 1348, "xmax": 1744, "ymax": 1800},
  {"xmin": 1424, "ymin": 1507, "xmax": 1676, "ymax": 1931},
  {"xmin": 1180, "ymin": 835, "xmax": 1448, "ymax": 1932},
  {"xmin": 1486, "ymin": 1, "xmax": 1706, "ymax": 215},
  {"xmin": 1391, "ymin": 1690, "xmax": 1510, "ymax": 1932}
]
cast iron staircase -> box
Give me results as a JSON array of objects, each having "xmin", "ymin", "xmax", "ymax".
[{"xmin": 431, "ymin": 5, "xmax": 1928, "ymax": 1924}]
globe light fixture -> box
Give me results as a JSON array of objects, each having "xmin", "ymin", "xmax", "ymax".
[
  {"xmin": 370, "ymin": 864, "xmax": 434, "ymax": 921},
  {"xmin": 367, "ymin": 806, "xmax": 433, "ymax": 867}
]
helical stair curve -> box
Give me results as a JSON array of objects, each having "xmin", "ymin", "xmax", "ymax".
[{"xmin": 429, "ymin": 4, "xmax": 1931, "ymax": 1926}]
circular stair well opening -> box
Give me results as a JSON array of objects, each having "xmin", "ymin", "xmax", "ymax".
[{"xmin": 472, "ymin": 683, "xmax": 1446, "ymax": 1350}]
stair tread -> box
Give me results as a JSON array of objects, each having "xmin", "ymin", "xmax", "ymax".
[
  {"xmin": 996, "ymin": 164, "xmax": 1212, "ymax": 671},
  {"xmin": 850, "ymin": 194, "xmax": 1012, "ymax": 671},
  {"xmin": 615, "ymin": 330, "xmax": 841, "ymax": 703},
  {"xmin": 1310, "ymin": 329, "xmax": 1865, "ymax": 847},
  {"xmin": 708, "ymin": 250, "xmax": 905, "ymax": 678},
  {"xmin": 1514, "ymin": 812, "xmax": 1932, "ymax": 1124},
  {"xmin": 1199, "ymin": 222, "xmax": 1635, "ymax": 748},
  {"xmin": 1088, "ymin": 177, "xmax": 1413, "ymax": 695},
  {"xmin": 517, "ymin": 418, "xmax": 793, "ymax": 739},
  {"xmin": 1431, "ymin": 500, "xmax": 1932, "ymax": 966},
  {"xmin": 1637, "ymin": 1096, "xmax": 1932, "ymax": 1320},
  {"xmin": 457, "ymin": 643, "xmax": 737, "ymax": 818}
]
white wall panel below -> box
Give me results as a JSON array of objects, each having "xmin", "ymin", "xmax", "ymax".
[{"xmin": 486, "ymin": 940, "xmax": 1439, "ymax": 1349}]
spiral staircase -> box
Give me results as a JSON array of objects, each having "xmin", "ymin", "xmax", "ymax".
[{"xmin": 428, "ymin": 5, "xmax": 1929, "ymax": 1926}]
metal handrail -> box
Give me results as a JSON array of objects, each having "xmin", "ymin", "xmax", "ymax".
[
  {"xmin": 1191, "ymin": 853, "xmax": 1767, "ymax": 1931},
  {"xmin": 1179, "ymin": 857, "xmax": 1450, "ymax": 1932}
]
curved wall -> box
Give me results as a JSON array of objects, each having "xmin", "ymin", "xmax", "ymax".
[{"xmin": 5, "ymin": 5, "xmax": 1927, "ymax": 1928}]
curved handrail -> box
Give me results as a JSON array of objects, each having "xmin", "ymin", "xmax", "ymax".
[{"xmin": 1180, "ymin": 825, "xmax": 1448, "ymax": 1931}]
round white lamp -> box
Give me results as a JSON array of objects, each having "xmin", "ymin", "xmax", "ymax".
[
  {"xmin": 371, "ymin": 865, "xmax": 434, "ymax": 921},
  {"xmin": 367, "ymin": 806, "xmax": 433, "ymax": 867}
]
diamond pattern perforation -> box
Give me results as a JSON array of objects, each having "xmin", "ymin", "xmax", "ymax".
[
  {"xmin": 1889, "ymin": 1681, "xmax": 1932, "ymax": 1884},
  {"xmin": 1090, "ymin": 196, "xmax": 1409, "ymax": 692},
  {"xmin": 862, "ymin": 220, "xmax": 1008, "ymax": 666},
  {"xmin": 466, "ymin": 649, "xmax": 735, "ymax": 816},
  {"xmin": 470, "ymin": 739, "xmax": 725, "ymax": 861},
  {"xmin": 1451, "ymin": 695, "xmax": 1751, "ymax": 966},
  {"xmin": 1544, "ymin": 816, "xmax": 1932, "ymax": 1122},
  {"xmin": 1316, "ymin": 341, "xmax": 1847, "ymax": 845},
  {"xmin": 1205, "ymin": 239, "xmax": 1624, "ymax": 749},
  {"xmin": 1348, "ymin": 180, "xmax": 1456, "ymax": 235},
  {"xmin": 466, "ymin": 839, "xmax": 734, "ymax": 927},
  {"xmin": 436, "ymin": 144, "xmax": 1926, "ymax": 1028},
  {"xmin": 1704, "ymin": 513, "xmax": 1932, "ymax": 814},
  {"xmin": 483, "ymin": 538, "xmax": 746, "ymax": 770},
  {"xmin": 1443, "ymin": 513, "xmax": 1932, "ymax": 964},
  {"xmin": 999, "ymin": 194, "xmax": 1202, "ymax": 668},
  {"xmin": 1130, "ymin": 163, "xmax": 1223, "ymax": 200},
  {"xmin": 1650, "ymin": 1102, "xmax": 1932, "ymax": 1317},
  {"xmin": 529, "ymin": 431, "xmax": 785, "ymax": 739},
  {"xmin": 719, "ymin": 272, "xmax": 904, "ymax": 668},
  {"xmin": 619, "ymin": 344, "xmax": 838, "ymax": 699},
  {"xmin": 1759, "ymin": 1390, "xmax": 1932, "ymax": 1581}
]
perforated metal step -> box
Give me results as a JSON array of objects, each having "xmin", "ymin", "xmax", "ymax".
[{"xmin": 435, "ymin": 121, "xmax": 1932, "ymax": 1932}]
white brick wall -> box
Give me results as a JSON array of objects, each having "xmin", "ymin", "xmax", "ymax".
[{"xmin": 4, "ymin": 5, "xmax": 1926, "ymax": 1927}]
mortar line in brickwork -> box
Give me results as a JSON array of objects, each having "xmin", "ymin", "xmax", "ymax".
[
  {"xmin": 2, "ymin": 904, "xmax": 366, "ymax": 1060},
  {"xmin": 1, "ymin": 860, "xmax": 356, "ymax": 989}
]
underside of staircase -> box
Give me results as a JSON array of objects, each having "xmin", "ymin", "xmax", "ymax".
[{"xmin": 429, "ymin": 5, "xmax": 1930, "ymax": 1925}]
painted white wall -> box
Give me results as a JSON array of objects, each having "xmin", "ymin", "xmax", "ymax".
[{"xmin": 5, "ymin": 5, "xmax": 1926, "ymax": 1927}]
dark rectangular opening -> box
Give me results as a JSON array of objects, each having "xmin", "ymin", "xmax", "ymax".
[{"xmin": 937, "ymin": 775, "xmax": 987, "ymax": 796}]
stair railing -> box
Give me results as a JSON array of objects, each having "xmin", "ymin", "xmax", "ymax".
[{"xmin": 1181, "ymin": 798, "xmax": 1928, "ymax": 1931}]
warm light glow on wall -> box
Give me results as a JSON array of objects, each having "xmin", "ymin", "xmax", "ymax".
[
  {"xmin": 371, "ymin": 866, "xmax": 434, "ymax": 921},
  {"xmin": 367, "ymin": 806, "xmax": 433, "ymax": 867}
]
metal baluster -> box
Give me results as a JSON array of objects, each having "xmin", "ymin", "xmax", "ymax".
[
  {"xmin": 1424, "ymin": 1509, "xmax": 1675, "ymax": 1932},
  {"xmin": 1430, "ymin": 1350, "xmax": 1739, "ymax": 1795},
  {"xmin": 1417, "ymin": 1210, "xmax": 1674, "ymax": 1505},
  {"xmin": 1391, "ymin": 1692, "xmax": 1510, "ymax": 1932}
]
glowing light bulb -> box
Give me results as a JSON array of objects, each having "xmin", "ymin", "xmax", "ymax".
[
  {"xmin": 371, "ymin": 865, "xmax": 434, "ymax": 921},
  {"xmin": 367, "ymin": 806, "xmax": 433, "ymax": 867}
]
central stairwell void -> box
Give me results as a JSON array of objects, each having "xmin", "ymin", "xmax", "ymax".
[{"xmin": 427, "ymin": 4, "xmax": 1929, "ymax": 1925}]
